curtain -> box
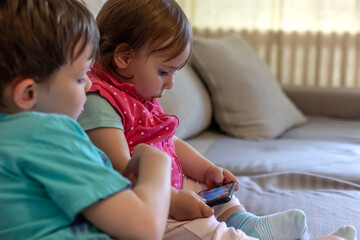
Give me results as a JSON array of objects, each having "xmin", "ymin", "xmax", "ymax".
[
  {"xmin": 177, "ymin": 0, "xmax": 360, "ymax": 87},
  {"xmin": 177, "ymin": 0, "xmax": 360, "ymax": 33}
]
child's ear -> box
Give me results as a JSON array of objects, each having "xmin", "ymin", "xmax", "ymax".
[
  {"xmin": 13, "ymin": 78, "xmax": 37, "ymax": 110},
  {"xmin": 114, "ymin": 43, "xmax": 133, "ymax": 69}
]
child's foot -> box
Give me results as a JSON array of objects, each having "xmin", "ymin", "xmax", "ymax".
[
  {"xmin": 226, "ymin": 209, "xmax": 307, "ymax": 240},
  {"xmin": 330, "ymin": 225, "xmax": 357, "ymax": 240}
]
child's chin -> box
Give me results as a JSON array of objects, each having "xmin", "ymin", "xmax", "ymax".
[
  {"xmin": 147, "ymin": 96, "xmax": 158, "ymax": 101},
  {"xmin": 73, "ymin": 111, "xmax": 82, "ymax": 120},
  {"xmin": 157, "ymin": 92, "xmax": 165, "ymax": 98}
]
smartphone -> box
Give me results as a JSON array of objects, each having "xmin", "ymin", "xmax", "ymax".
[{"xmin": 198, "ymin": 182, "xmax": 237, "ymax": 207}]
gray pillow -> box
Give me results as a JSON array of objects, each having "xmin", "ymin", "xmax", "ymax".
[
  {"xmin": 192, "ymin": 34, "xmax": 307, "ymax": 140},
  {"xmin": 158, "ymin": 64, "xmax": 213, "ymax": 140}
]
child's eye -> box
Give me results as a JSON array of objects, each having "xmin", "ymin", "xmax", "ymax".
[
  {"xmin": 77, "ymin": 78, "xmax": 85, "ymax": 83},
  {"xmin": 158, "ymin": 70, "xmax": 169, "ymax": 76}
]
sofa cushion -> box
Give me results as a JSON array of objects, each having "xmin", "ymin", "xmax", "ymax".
[
  {"xmin": 204, "ymin": 116, "xmax": 360, "ymax": 183},
  {"xmin": 84, "ymin": 0, "xmax": 107, "ymax": 17},
  {"xmin": 192, "ymin": 34, "xmax": 307, "ymax": 140},
  {"xmin": 158, "ymin": 64, "xmax": 213, "ymax": 140}
]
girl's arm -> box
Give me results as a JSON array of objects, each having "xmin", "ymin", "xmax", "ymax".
[
  {"xmin": 86, "ymin": 127, "xmax": 213, "ymax": 221},
  {"xmin": 173, "ymin": 136, "xmax": 239, "ymax": 189},
  {"xmin": 82, "ymin": 144, "xmax": 171, "ymax": 240},
  {"xmin": 86, "ymin": 127, "xmax": 130, "ymax": 173},
  {"xmin": 173, "ymin": 136, "xmax": 214, "ymax": 182},
  {"xmin": 86, "ymin": 127, "xmax": 210, "ymax": 184}
]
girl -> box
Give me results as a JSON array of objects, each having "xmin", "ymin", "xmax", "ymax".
[{"xmin": 79, "ymin": 0, "xmax": 356, "ymax": 239}]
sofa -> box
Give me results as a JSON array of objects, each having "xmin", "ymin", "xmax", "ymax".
[
  {"xmin": 85, "ymin": 1, "xmax": 360, "ymax": 239},
  {"xmin": 158, "ymin": 35, "xmax": 360, "ymax": 239}
]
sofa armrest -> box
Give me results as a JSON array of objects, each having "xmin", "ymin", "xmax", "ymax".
[{"xmin": 283, "ymin": 85, "xmax": 360, "ymax": 119}]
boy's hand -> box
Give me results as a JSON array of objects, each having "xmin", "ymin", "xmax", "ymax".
[
  {"xmin": 204, "ymin": 165, "xmax": 240, "ymax": 191},
  {"xmin": 123, "ymin": 144, "xmax": 170, "ymax": 186},
  {"xmin": 170, "ymin": 189, "xmax": 214, "ymax": 221}
]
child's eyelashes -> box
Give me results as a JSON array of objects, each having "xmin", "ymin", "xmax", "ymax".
[
  {"xmin": 158, "ymin": 70, "xmax": 169, "ymax": 76},
  {"xmin": 77, "ymin": 77, "xmax": 85, "ymax": 84}
]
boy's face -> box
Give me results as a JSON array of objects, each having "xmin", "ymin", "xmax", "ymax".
[
  {"xmin": 32, "ymin": 44, "xmax": 93, "ymax": 120},
  {"xmin": 127, "ymin": 43, "xmax": 191, "ymax": 101}
]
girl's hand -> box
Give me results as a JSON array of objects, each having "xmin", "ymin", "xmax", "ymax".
[
  {"xmin": 203, "ymin": 165, "xmax": 240, "ymax": 191},
  {"xmin": 170, "ymin": 189, "xmax": 214, "ymax": 221}
]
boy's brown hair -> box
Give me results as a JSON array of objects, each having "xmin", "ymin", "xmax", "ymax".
[
  {"xmin": 96, "ymin": 0, "xmax": 192, "ymax": 75},
  {"xmin": 0, "ymin": 0, "xmax": 99, "ymax": 106}
]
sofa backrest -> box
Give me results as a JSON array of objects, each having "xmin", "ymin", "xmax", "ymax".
[
  {"xmin": 85, "ymin": 0, "xmax": 106, "ymax": 17},
  {"xmin": 158, "ymin": 64, "xmax": 213, "ymax": 139}
]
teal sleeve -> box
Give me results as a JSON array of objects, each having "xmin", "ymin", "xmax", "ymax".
[
  {"xmin": 78, "ymin": 93, "xmax": 124, "ymax": 131},
  {"xmin": 22, "ymin": 116, "xmax": 130, "ymax": 220}
]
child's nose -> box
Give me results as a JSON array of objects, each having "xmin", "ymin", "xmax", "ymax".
[
  {"xmin": 84, "ymin": 75, "xmax": 92, "ymax": 92},
  {"xmin": 164, "ymin": 76, "xmax": 174, "ymax": 89}
]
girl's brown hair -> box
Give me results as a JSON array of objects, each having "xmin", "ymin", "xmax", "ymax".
[
  {"xmin": 0, "ymin": 0, "xmax": 99, "ymax": 106},
  {"xmin": 96, "ymin": 0, "xmax": 192, "ymax": 74}
]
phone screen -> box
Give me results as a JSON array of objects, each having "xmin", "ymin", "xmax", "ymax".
[{"xmin": 198, "ymin": 182, "xmax": 237, "ymax": 207}]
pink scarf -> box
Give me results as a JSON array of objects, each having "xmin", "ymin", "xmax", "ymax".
[{"xmin": 87, "ymin": 63, "xmax": 183, "ymax": 189}]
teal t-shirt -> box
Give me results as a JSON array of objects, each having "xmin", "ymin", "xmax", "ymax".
[
  {"xmin": 78, "ymin": 93, "xmax": 124, "ymax": 131},
  {"xmin": 0, "ymin": 112, "xmax": 130, "ymax": 240}
]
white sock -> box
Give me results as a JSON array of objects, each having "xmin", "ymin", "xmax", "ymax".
[
  {"xmin": 226, "ymin": 209, "xmax": 307, "ymax": 240},
  {"xmin": 330, "ymin": 225, "xmax": 357, "ymax": 240}
]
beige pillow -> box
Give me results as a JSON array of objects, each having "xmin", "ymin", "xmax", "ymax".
[
  {"xmin": 158, "ymin": 64, "xmax": 213, "ymax": 140},
  {"xmin": 192, "ymin": 35, "xmax": 307, "ymax": 140}
]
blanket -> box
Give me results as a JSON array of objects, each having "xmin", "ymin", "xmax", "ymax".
[
  {"xmin": 234, "ymin": 172, "xmax": 360, "ymax": 239},
  {"xmin": 202, "ymin": 117, "xmax": 360, "ymax": 237}
]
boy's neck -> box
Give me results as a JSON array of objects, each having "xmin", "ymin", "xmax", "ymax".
[{"xmin": 0, "ymin": 98, "xmax": 25, "ymax": 115}]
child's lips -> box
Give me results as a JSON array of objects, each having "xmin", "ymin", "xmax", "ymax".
[{"xmin": 158, "ymin": 91, "xmax": 165, "ymax": 98}]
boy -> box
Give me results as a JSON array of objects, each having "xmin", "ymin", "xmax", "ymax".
[{"xmin": 0, "ymin": 0, "xmax": 171, "ymax": 239}]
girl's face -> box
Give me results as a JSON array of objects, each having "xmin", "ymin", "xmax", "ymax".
[{"xmin": 126, "ymin": 43, "xmax": 191, "ymax": 101}]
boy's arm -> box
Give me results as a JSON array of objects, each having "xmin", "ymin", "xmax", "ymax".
[
  {"xmin": 86, "ymin": 127, "xmax": 130, "ymax": 173},
  {"xmin": 82, "ymin": 144, "xmax": 171, "ymax": 240}
]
